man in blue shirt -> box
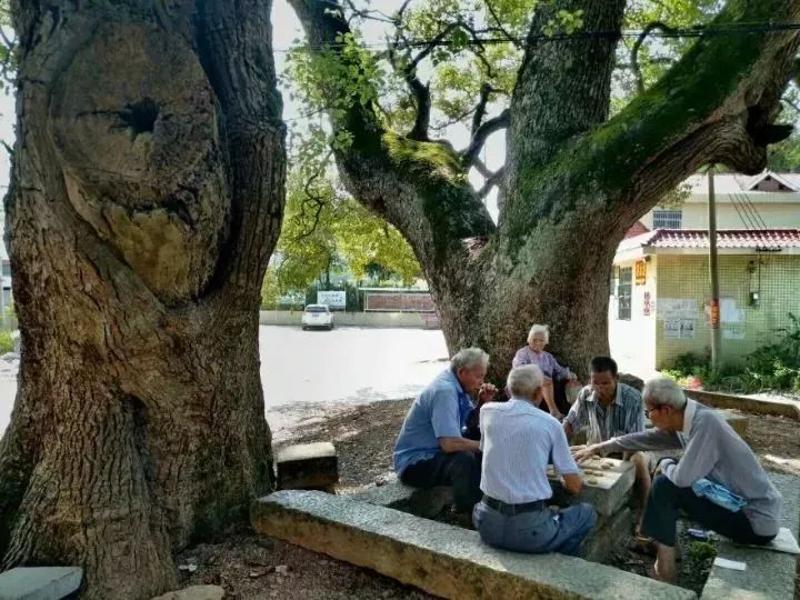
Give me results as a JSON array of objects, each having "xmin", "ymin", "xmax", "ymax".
[
  {"xmin": 475, "ymin": 364, "xmax": 596, "ymax": 555},
  {"xmin": 393, "ymin": 347, "xmax": 498, "ymax": 512}
]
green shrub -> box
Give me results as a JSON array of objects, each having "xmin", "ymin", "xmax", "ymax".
[
  {"xmin": 0, "ymin": 330, "xmax": 14, "ymax": 354},
  {"xmin": 663, "ymin": 314, "xmax": 800, "ymax": 393}
]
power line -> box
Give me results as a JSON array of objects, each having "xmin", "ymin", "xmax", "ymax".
[{"xmin": 273, "ymin": 20, "xmax": 800, "ymax": 53}]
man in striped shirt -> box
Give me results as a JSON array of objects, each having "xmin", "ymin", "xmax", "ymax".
[{"xmin": 564, "ymin": 356, "xmax": 651, "ymax": 525}]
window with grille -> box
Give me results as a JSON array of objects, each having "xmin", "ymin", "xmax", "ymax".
[
  {"xmin": 617, "ymin": 267, "xmax": 632, "ymax": 320},
  {"xmin": 652, "ymin": 209, "xmax": 682, "ymax": 229}
]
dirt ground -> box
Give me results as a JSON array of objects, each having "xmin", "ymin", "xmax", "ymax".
[{"xmin": 179, "ymin": 399, "xmax": 800, "ymax": 599}]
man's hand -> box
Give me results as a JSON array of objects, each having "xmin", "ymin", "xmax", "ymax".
[
  {"xmin": 477, "ymin": 383, "xmax": 498, "ymax": 406},
  {"xmin": 572, "ymin": 443, "xmax": 605, "ymax": 464},
  {"xmin": 654, "ymin": 457, "xmax": 676, "ymax": 476}
]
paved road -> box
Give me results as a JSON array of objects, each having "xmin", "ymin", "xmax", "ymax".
[{"xmin": 0, "ymin": 326, "xmax": 449, "ymax": 439}]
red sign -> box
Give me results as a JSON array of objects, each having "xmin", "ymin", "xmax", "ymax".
[{"xmin": 709, "ymin": 299, "xmax": 720, "ymax": 328}]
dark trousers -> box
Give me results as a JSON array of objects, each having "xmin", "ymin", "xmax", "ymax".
[
  {"xmin": 400, "ymin": 451, "xmax": 482, "ymax": 512},
  {"xmin": 642, "ymin": 475, "xmax": 777, "ymax": 547}
]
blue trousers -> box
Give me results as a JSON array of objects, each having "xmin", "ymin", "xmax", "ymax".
[
  {"xmin": 642, "ymin": 475, "xmax": 776, "ymax": 547},
  {"xmin": 473, "ymin": 500, "xmax": 597, "ymax": 556}
]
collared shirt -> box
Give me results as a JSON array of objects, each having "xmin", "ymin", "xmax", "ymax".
[
  {"xmin": 393, "ymin": 368, "xmax": 475, "ymax": 475},
  {"xmin": 479, "ymin": 398, "xmax": 578, "ymax": 504},
  {"xmin": 511, "ymin": 347, "xmax": 571, "ymax": 380},
  {"xmin": 564, "ymin": 383, "xmax": 644, "ymax": 444},
  {"xmin": 604, "ymin": 400, "xmax": 782, "ymax": 537}
]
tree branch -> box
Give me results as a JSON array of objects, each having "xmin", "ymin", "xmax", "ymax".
[
  {"xmin": 288, "ymin": 0, "xmax": 496, "ymax": 270},
  {"xmin": 484, "ymin": 0, "xmax": 521, "ymax": 50},
  {"xmin": 471, "ymin": 83, "xmax": 495, "ymax": 136},
  {"xmin": 478, "ymin": 167, "xmax": 505, "ymax": 199},
  {"xmin": 630, "ymin": 21, "xmax": 679, "ymax": 94},
  {"xmin": 500, "ymin": 0, "xmax": 800, "ymax": 241},
  {"xmin": 463, "ymin": 109, "xmax": 509, "ymax": 165}
]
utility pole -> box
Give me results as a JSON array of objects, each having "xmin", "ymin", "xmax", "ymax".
[{"xmin": 708, "ymin": 165, "xmax": 721, "ymax": 370}]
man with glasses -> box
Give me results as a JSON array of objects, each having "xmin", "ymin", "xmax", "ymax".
[
  {"xmin": 574, "ymin": 377, "xmax": 781, "ymax": 582},
  {"xmin": 393, "ymin": 347, "xmax": 498, "ymax": 513}
]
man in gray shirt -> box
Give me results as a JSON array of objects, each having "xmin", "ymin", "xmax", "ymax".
[{"xmin": 574, "ymin": 377, "xmax": 781, "ymax": 583}]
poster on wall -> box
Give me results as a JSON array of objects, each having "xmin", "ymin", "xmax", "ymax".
[
  {"xmin": 643, "ymin": 291, "xmax": 653, "ymax": 316},
  {"xmin": 720, "ymin": 298, "xmax": 744, "ymax": 324},
  {"xmin": 664, "ymin": 319, "xmax": 696, "ymax": 339},
  {"xmin": 660, "ymin": 298, "xmax": 699, "ymax": 320}
]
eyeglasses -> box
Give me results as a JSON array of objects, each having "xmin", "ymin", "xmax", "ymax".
[{"xmin": 645, "ymin": 405, "xmax": 662, "ymax": 418}]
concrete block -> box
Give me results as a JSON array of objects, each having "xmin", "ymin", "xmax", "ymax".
[
  {"xmin": 150, "ymin": 585, "xmax": 225, "ymax": 600},
  {"xmin": 684, "ymin": 389, "xmax": 800, "ymax": 421},
  {"xmin": 550, "ymin": 457, "xmax": 636, "ymax": 517},
  {"xmin": 701, "ymin": 472, "xmax": 800, "ymax": 600},
  {"xmin": 252, "ymin": 490, "xmax": 695, "ymax": 600},
  {"xmin": 584, "ymin": 507, "xmax": 635, "ymax": 564},
  {"xmin": 276, "ymin": 442, "xmax": 338, "ymax": 490},
  {"xmin": 716, "ymin": 410, "xmax": 749, "ymax": 440},
  {"xmin": 0, "ymin": 567, "xmax": 82, "ymax": 600}
]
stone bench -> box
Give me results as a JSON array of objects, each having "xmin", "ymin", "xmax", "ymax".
[
  {"xmin": 352, "ymin": 475, "xmax": 453, "ymax": 519},
  {"xmin": 700, "ymin": 472, "xmax": 800, "ymax": 600},
  {"xmin": 0, "ymin": 567, "xmax": 82, "ymax": 600},
  {"xmin": 549, "ymin": 456, "xmax": 635, "ymax": 518},
  {"xmin": 252, "ymin": 490, "xmax": 695, "ymax": 600}
]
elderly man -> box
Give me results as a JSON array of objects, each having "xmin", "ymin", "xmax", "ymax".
[
  {"xmin": 564, "ymin": 357, "xmax": 651, "ymax": 521},
  {"xmin": 575, "ymin": 377, "xmax": 781, "ymax": 582},
  {"xmin": 474, "ymin": 364, "xmax": 596, "ymax": 555},
  {"xmin": 393, "ymin": 347, "xmax": 497, "ymax": 512}
]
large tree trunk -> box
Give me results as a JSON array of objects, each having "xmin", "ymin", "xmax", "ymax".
[
  {"xmin": 0, "ymin": 2, "xmax": 285, "ymax": 598},
  {"xmin": 290, "ymin": 0, "xmax": 800, "ymax": 382}
]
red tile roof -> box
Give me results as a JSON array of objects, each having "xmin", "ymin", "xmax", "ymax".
[{"xmin": 646, "ymin": 229, "xmax": 800, "ymax": 249}]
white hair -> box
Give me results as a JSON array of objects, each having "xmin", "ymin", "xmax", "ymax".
[
  {"xmin": 450, "ymin": 347, "xmax": 489, "ymax": 372},
  {"xmin": 527, "ymin": 323, "xmax": 550, "ymax": 345},
  {"xmin": 643, "ymin": 377, "xmax": 687, "ymax": 410},
  {"xmin": 507, "ymin": 365, "xmax": 544, "ymax": 398}
]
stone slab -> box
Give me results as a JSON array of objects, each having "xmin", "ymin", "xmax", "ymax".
[
  {"xmin": 353, "ymin": 480, "xmax": 454, "ymax": 519},
  {"xmin": 701, "ymin": 472, "xmax": 799, "ymax": 600},
  {"xmin": 0, "ymin": 567, "xmax": 82, "ymax": 600},
  {"xmin": 276, "ymin": 442, "xmax": 338, "ymax": 490},
  {"xmin": 252, "ymin": 490, "xmax": 695, "ymax": 600},
  {"xmin": 717, "ymin": 411, "xmax": 749, "ymax": 440},
  {"xmin": 584, "ymin": 507, "xmax": 635, "ymax": 564},
  {"xmin": 276, "ymin": 442, "xmax": 336, "ymax": 463},
  {"xmin": 683, "ymin": 389, "xmax": 800, "ymax": 421},
  {"xmin": 150, "ymin": 585, "xmax": 225, "ymax": 600},
  {"xmin": 549, "ymin": 457, "xmax": 636, "ymax": 517},
  {"xmin": 644, "ymin": 410, "xmax": 748, "ymax": 440}
]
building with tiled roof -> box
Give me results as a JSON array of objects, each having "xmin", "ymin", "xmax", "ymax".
[{"xmin": 610, "ymin": 171, "xmax": 800, "ymax": 376}]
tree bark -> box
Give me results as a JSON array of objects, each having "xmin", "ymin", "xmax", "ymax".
[
  {"xmin": 292, "ymin": 0, "xmax": 799, "ymax": 382},
  {"xmin": 0, "ymin": 2, "xmax": 285, "ymax": 598}
]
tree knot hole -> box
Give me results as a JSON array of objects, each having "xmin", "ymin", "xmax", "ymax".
[{"xmin": 118, "ymin": 97, "xmax": 160, "ymax": 139}]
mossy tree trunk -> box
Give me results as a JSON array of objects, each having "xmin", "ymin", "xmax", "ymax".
[
  {"xmin": 0, "ymin": 1, "xmax": 285, "ymax": 598},
  {"xmin": 290, "ymin": 0, "xmax": 799, "ymax": 380}
]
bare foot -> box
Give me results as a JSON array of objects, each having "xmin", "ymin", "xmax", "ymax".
[{"xmin": 653, "ymin": 557, "xmax": 676, "ymax": 583}]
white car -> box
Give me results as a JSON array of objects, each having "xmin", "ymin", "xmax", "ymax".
[{"xmin": 301, "ymin": 304, "xmax": 334, "ymax": 330}]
